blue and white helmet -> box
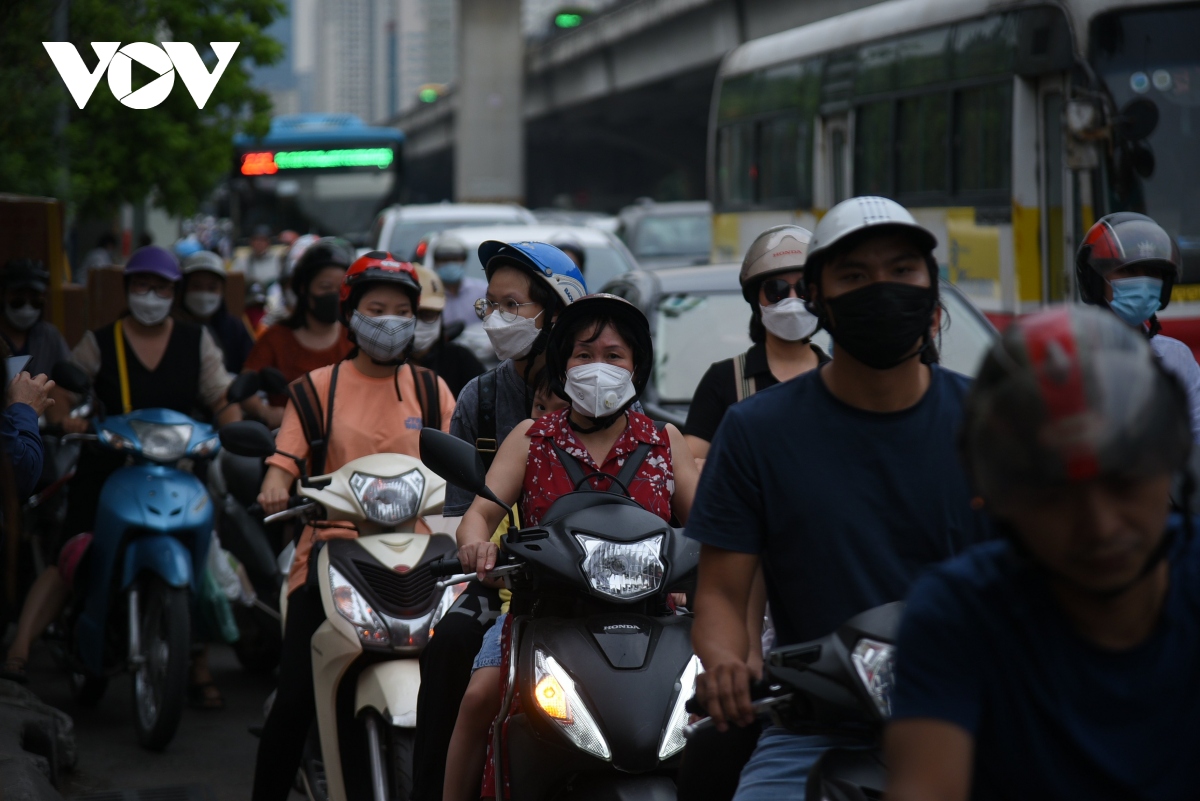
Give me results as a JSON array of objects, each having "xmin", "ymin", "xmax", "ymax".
[{"xmin": 478, "ymin": 240, "xmax": 587, "ymax": 309}]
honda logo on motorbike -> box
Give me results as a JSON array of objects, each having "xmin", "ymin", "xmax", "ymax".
[{"xmin": 42, "ymin": 42, "xmax": 240, "ymax": 110}]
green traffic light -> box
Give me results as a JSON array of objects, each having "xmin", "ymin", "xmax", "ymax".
[{"xmin": 555, "ymin": 12, "xmax": 583, "ymax": 28}]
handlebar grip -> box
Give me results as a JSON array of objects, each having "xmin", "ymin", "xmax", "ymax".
[
  {"xmin": 430, "ymin": 557, "xmax": 464, "ymax": 578},
  {"xmin": 247, "ymin": 503, "xmax": 265, "ymax": 518},
  {"xmin": 685, "ymin": 697, "xmax": 705, "ymax": 716}
]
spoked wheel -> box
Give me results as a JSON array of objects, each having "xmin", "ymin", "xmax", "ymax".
[{"xmin": 131, "ymin": 577, "xmax": 189, "ymax": 750}]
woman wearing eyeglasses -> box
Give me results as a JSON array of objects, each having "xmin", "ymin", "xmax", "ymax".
[{"xmin": 682, "ymin": 225, "xmax": 828, "ymax": 465}]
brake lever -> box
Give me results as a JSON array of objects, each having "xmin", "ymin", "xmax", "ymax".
[
  {"xmin": 264, "ymin": 501, "xmax": 318, "ymax": 524},
  {"xmin": 434, "ymin": 563, "xmax": 525, "ymax": 590}
]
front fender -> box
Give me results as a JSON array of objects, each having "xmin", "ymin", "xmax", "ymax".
[
  {"xmin": 122, "ymin": 535, "xmax": 196, "ymax": 590},
  {"xmin": 355, "ymin": 659, "xmax": 421, "ymax": 728}
]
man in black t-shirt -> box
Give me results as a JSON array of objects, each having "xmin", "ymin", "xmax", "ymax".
[{"xmin": 687, "ymin": 197, "xmax": 990, "ymax": 800}]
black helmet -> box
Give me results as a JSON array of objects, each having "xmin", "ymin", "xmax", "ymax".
[
  {"xmin": 289, "ymin": 237, "xmax": 354, "ymax": 297},
  {"xmin": 545, "ymin": 293, "xmax": 654, "ymax": 399},
  {"xmin": 2, "ymin": 259, "xmax": 50, "ymax": 293},
  {"xmin": 1076, "ymin": 212, "xmax": 1181, "ymax": 311},
  {"xmin": 962, "ymin": 304, "xmax": 1189, "ymax": 503}
]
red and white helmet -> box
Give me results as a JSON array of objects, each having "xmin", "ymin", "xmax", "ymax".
[{"xmin": 339, "ymin": 251, "xmax": 421, "ymax": 322}]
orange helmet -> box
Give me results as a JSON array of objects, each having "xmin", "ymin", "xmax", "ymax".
[{"xmin": 340, "ymin": 251, "xmax": 421, "ymax": 321}]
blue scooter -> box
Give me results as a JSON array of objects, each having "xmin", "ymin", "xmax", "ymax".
[{"xmin": 62, "ymin": 370, "xmax": 260, "ymax": 750}]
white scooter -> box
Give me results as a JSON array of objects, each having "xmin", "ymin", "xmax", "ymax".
[{"xmin": 220, "ymin": 422, "xmax": 461, "ymax": 801}]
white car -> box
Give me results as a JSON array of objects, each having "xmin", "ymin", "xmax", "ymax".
[
  {"xmin": 367, "ymin": 202, "xmax": 538, "ymax": 261},
  {"xmin": 424, "ymin": 223, "xmax": 641, "ymax": 366}
]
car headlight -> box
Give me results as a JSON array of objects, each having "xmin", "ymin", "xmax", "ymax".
[
  {"xmin": 533, "ymin": 649, "xmax": 610, "ymax": 760},
  {"xmin": 851, "ymin": 638, "xmax": 895, "ymax": 718},
  {"xmin": 190, "ymin": 435, "xmax": 220, "ymax": 458},
  {"xmin": 349, "ymin": 469, "xmax": 425, "ymax": 525},
  {"xmin": 129, "ymin": 421, "xmax": 192, "ymax": 462},
  {"xmin": 575, "ymin": 534, "xmax": 664, "ymax": 600},
  {"xmin": 658, "ymin": 655, "xmax": 701, "ymax": 759},
  {"xmin": 329, "ymin": 565, "xmax": 390, "ymax": 646}
]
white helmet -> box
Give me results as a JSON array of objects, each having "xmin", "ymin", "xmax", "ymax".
[
  {"xmin": 804, "ymin": 196, "xmax": 937, "ymax": 287},
  {"xmin": 181, "ymin": 250, "xmax": 227, "ymax": 278}
]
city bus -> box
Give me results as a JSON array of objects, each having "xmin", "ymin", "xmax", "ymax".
[
  {"xmin": 708, "ymin": 0, "xmax": 1200, "ymax": 348},
  {"xmin": 230, "ymin": 113, "xmax": 404, "ymax": 239}
]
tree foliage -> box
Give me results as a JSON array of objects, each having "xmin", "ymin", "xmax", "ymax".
[{"xmin": 0, "ymin": 0, "xmax": 284, "ymax": 218}]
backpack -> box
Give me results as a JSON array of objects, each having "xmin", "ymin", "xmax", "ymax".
[
  {"xmin": 287, "ymin": 361, "xmax": 442, "ymax": 475},
  {"xmin": 731, "ymin": 351, "xmax": 757, "ymax": 403}
]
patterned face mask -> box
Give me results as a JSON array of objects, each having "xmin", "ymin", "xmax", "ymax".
[{"xmin": 350, "ymin": 311, "xmax": 416, "ymax": 363}]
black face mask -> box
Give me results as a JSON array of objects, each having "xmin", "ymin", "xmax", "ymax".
[
  {"xmin": 822, "ymin": 282, "xmax": 937, "ymax": 370},
  {"xmin": 309, "ymin": 292, "xmax": 340, "ymax": 325}
]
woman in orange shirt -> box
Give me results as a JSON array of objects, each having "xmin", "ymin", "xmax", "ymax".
[
  {"xmin": 250, "ymin": 252, "xmax": 455, "ymax": 801},
  {"xmin": 242, "ymin": 238, "xmax": 356, "ymax": 427}
]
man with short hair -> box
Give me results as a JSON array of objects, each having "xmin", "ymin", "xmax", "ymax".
[
  {"xmin": 687, "ymin": 196, "xmax": 990, "ymax": 799},
  {"xmin": 886, "ymin": 304, "xmax": 1199, "ymax": 800}
]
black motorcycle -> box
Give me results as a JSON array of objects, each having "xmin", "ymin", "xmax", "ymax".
[
  {"xmin": 685, "ymin": 603, "xmax": 902, "ymax": 801},
  {"xmin": 420, "ymin": 428, "xmax": 700, "ymax": 801}
]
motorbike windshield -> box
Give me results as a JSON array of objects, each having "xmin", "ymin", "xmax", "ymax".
[{"xmin": 1091, "ymin": 6, "xmax": 1200, "ymax": 284}]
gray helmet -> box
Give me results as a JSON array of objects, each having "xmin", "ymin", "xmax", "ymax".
[
  {"xmin": 802, "ymin": 196, "xmax": 937, "ymax": 290},
  {"xmin": 739, "ymin": 225, "xmax": 812, "ymax": 302},
  {"xmin": 181, "ymin": 250, "xmax": 226, "ymax": 278},
  {"xmin": 962, "ymin": 304, "xmax": 1190, "ymax": 502},
  {"xmin": 433, "ymin": 234, "xmax": 468, "ymax": 262}
]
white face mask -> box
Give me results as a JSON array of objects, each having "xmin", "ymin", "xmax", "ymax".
[
  {"xmin": 413, "ymin": 318, "xmax": 441, "ymax": 353},
  {"xmin": 128, "ymin": 291, "xmax": 174, "ymax": 326},
  {"xmin": 184, "ymin": 290, "xmax": 222, "ymax": 319},
  {"xmin": 350, "ymin": 312, "xmax": 416, "ymax": 363},
  {"xmin": 564, "ymin": 362, "xmax": 637, "ymax": 419},
  {"xmin": 5, "ymin": 303, "xmax": 40, "ymax": 331},
  {"xmin": 482, "ymin": 309, "xmax": 544, "ymax": 361},
  {"xmin": 760, "ymin": 297, "xmax": 819, "ymax": 342}
]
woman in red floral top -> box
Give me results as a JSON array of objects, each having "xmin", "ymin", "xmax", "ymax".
[{"xmin": 442, "ymin": 294, "xmax": 700, "ymax": 801}]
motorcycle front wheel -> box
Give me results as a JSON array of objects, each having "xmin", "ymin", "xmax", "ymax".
[{"xmin": 131, "ymin": 577, "xmax": 189, "ymax": 750}]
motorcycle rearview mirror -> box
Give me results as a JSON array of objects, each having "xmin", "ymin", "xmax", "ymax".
[
  {"xmin": 259, "ymin": 367, "xmax": 288, "ymax": 396},
  {"xmin": 51, "ymin": 360, "xmax": 91, "ymax": 395},
  {"xmin": 225, "ymin": 371, "xmax": 261, "ymax": 404},
  {"xmin": 219, "ymin": 421, "xmax": 279, "ymax": 458},
  {"xmin": 420, "ymin": 428, "xmax": 513, "ymax": 521}
]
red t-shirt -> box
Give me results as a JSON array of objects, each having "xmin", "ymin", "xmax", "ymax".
[
  {"xmin": 242, "ymin": 323, "xmax": 353, "ymax": 406},
  {"xmin": 519, "ymin": 408, "xmax": 674, "ymax": 526}
]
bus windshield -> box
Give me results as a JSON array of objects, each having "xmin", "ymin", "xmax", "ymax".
[{"xmin": 1091, "ymin": 6, "xmax": 1200, "ymax": 283}]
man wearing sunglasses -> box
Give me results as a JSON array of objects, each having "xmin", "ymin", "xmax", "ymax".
[
  {"xmin": 0, "ymin": 259, "xmax": 70, "ymax": 379},
  {"xmin": 687, "ymin": 197, "xmax": 990, "ymax": 800}
]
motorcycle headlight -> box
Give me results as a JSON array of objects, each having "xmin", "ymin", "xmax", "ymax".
[
  {"xmin": 851, "ymin": 638, "xmax": 895, "ymax": 718},
  {"xmin": 129, "ymin": 421, "xmax": 192, "ymax": 462},
  {"xmin": 533, "ymin": 649, "xmax": 610, "ymax": 760},
  {"xmin": 658, "ymin": 655, "xmax": 701, "ymax": 760},
  {"xmin": 349, "ymin": 469, "xmax": 425, "ymax": 525},
  {"xmin": 329, "ymin": 565, "xmax": 390, "ymax": 646},
  {"xmin": 575, "ymin": 534, "xmax": 664, "ymax": 600}
]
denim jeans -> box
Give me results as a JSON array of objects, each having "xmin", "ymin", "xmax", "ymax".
[{"xmin": 733, "ymin": 728, "xmax": 867, "ymax": 801}]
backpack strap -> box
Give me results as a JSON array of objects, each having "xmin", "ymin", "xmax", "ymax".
[
  {"xmin": 475, "ymin": 367, "xmax": 500, "ymax": 468},
  {"xmin": 550, "ymin": 442, "xmax": 594, "ymax": 491},
  {"xmin": 285, "ymin": 362, "xmax": 341, "ymax": 476},
  {"xmin": 614, "ymin": 421, "xmax": 667, "ymax": 488},
  {"xmin": 553, "ymin": 421, "xmax": 665, "ymax": 493},
  {"xmin": 411, "ymin": 364, "xmax": 442, "ymax": 431},
  {"xmin": 733, "ymin": 351, "xmax": 756, "ymax": 402}
]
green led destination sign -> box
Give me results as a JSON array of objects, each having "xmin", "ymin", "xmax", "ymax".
[
  {"xmin": 555, "ymin": 13, "xmax": 583, "ymax": 28},
  {"xmin": 241, "ymin": 147, "xmax": 394, "ymax": 175}
]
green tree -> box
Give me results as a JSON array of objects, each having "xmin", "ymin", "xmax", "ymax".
[{"xmin": 0, "ymin": 0, "xmax": 283, "ymax": 218}]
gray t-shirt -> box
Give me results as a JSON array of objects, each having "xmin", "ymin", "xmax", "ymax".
[
  {"xmin": 3, "ymin": 320, "xmax": 70, "ymax": 380},
  {"xmin": 445, "ymin": 359, "xmax": 535, "ymax": 516}
]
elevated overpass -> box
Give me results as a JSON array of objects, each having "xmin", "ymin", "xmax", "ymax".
[{"xmin": 396, "ymin": 0, "xmax": 884, "ymax": 209}]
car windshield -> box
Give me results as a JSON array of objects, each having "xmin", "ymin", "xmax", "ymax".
[
  {"xmin": 633, "ymin": 215, "xmax": 712, "ymax": 258},
  {"xmin": 1091, "ymin": 6, "xmax": 1200, "ymax": 282},
  {"xmin": 460, "ymin": 243, "xmax": 634, "ymax": 290},
  {"xmin": 388, "ymin": 217, "xmax": 523, "ymax": 260},
  {"xmin": 654, "ymin": 292, "xmax": 751, "ymax": 403}
]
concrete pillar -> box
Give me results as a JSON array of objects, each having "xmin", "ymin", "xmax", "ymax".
[{"xmin": 454, "ymin": 0, "xmax": 524, "ymax": 203}]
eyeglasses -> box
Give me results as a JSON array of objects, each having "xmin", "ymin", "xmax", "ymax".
[
  {"xmin": 474, "ymin": 297, "xmax": 540, "ymax": 322},
  {"xmin": 129, "ymin": 279, "xmax": 175, "ymax": 299},
  {"xmin": 760, "ymin": 277, "xmax": 805, "ymax": 305}
]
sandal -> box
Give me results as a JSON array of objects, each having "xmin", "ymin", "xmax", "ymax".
[
  {"xmin": 187, "ymin": 680, "xmax": 225, "ymax": 709},
  {"xmin": 1, "ymin": 657, "xmax": 29, "ymax": 685}
]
